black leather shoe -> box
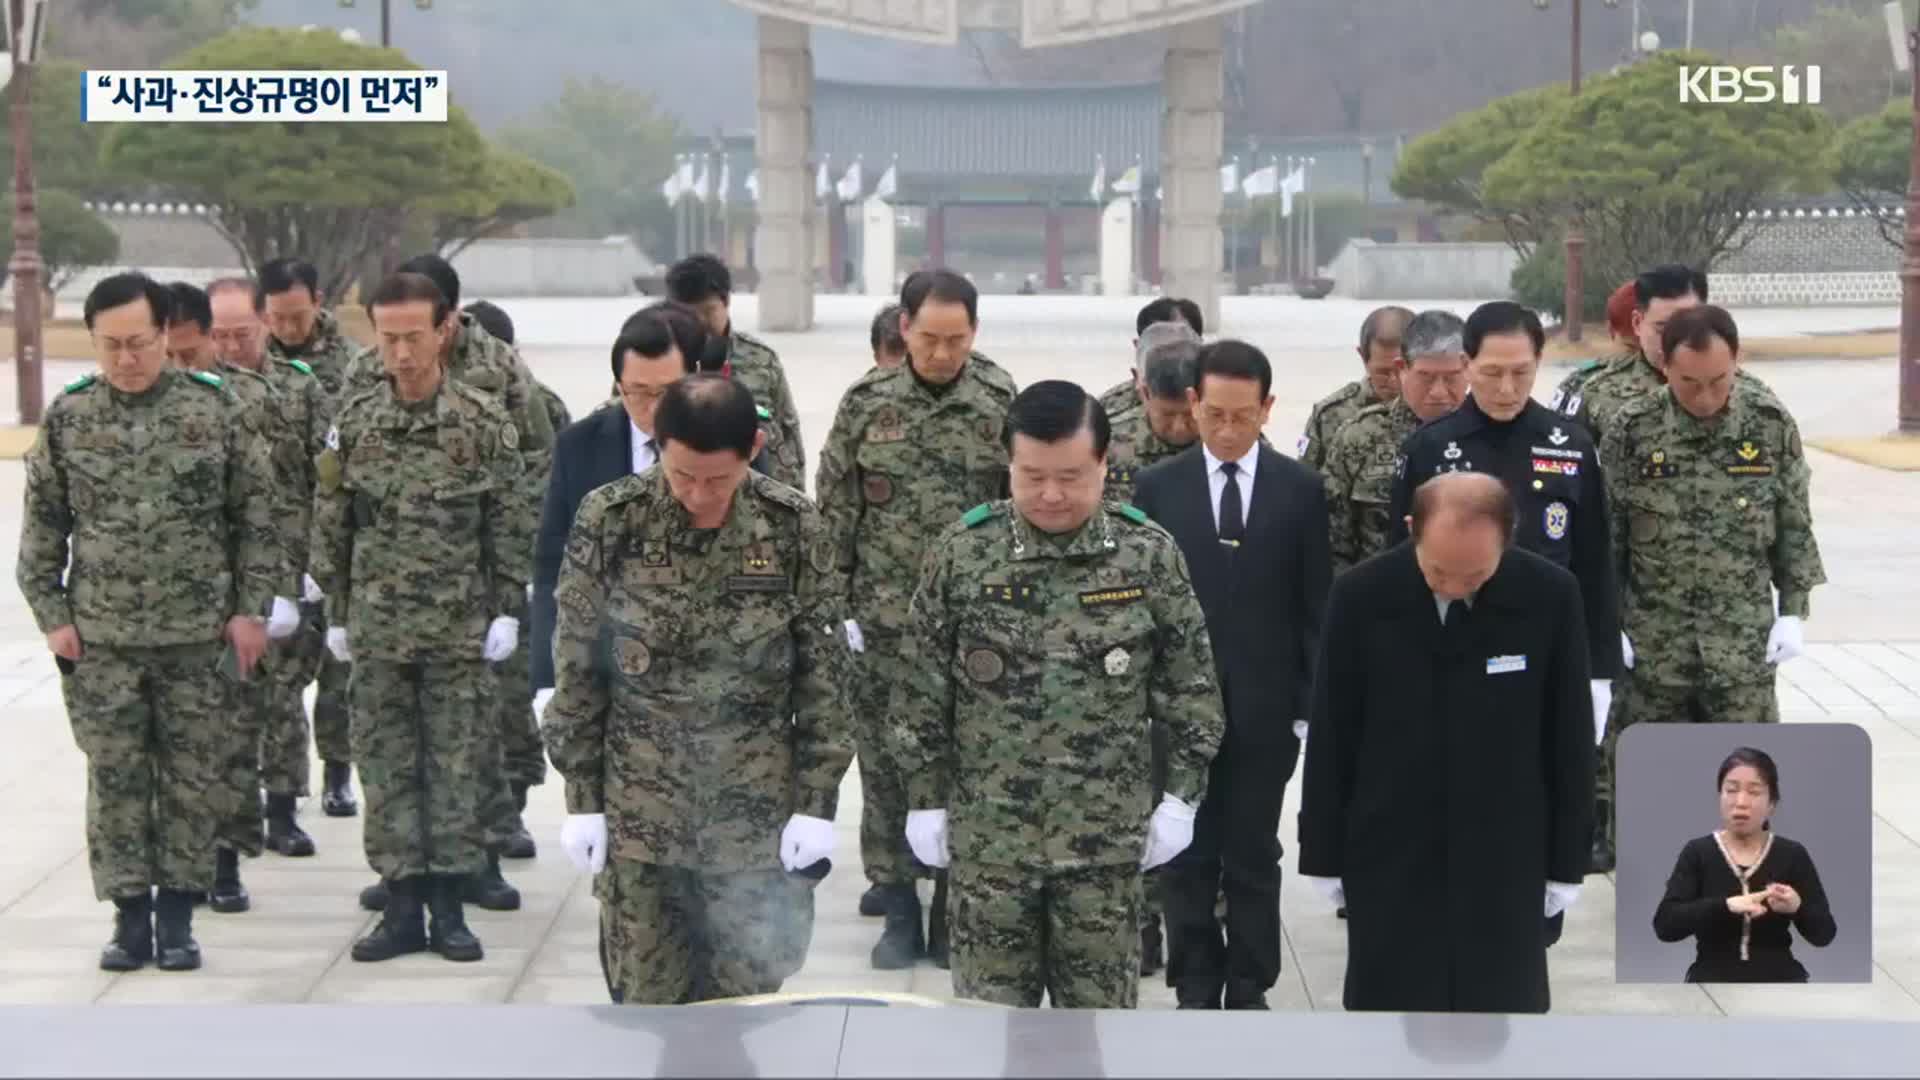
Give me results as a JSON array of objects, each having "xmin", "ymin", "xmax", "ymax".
[
  {"xmin": 321, "ymin": 762, "xmax": 358, "ymax": 818},
  {"xmin": 352, "ymin": 877, "xmax": 427, "ymax": 962},
  {"xmin": 264, "ymin": 794, "xmax": 316, "ymax": 857},
  {"xmin": 502, "ymin": 782, "xmax": 535, "ymax": 860},
  {"xmin": 858, "ymin": 884, "xmax": 888, "ymax": 917},
  {"xmin": 461, "ymin": 853, "xmax": 522, "ymax": 911},
  {"xmin": 359, "ymin": 878, "xmax": 389, "ymax": 912},
  {"xmin": 926, "ymin": 873, "xmax": 950, "ymax": 970},
  {"xmin": 427, "ymin": 875, "xmax": 485, "ymax": 963},
  {"xmin": 100, "ymin": 893, "xmax": 153, "ymax": 972},
  {"xmin": 1225, "ymin": 979, "xmax": 1270, "ymax": 1010},
  {"xmin": 1140, "ymin": 920, "xmax": 1163, "ymax": 976},
  {"xmin": 869, "ymin": 885, "xmax": 924, "ymax": 969},
  {"xmin": 1589, "ymin": 801, "xmax": 1616, "ymax": 874},
  {"xmin": 153, "ymin": 889, "xmax": 202, "ymax": 971},
  {"xmin": 1176, "ymin": 980, "xmax": 1223, "ymax": 1010},
  {"xmin": 209, "ymin": 848, "xmax": 250, "ymax": 914},
  {"xmin": 1336, "ymin": 906, "xmax": 1347, "ymax": 919}
]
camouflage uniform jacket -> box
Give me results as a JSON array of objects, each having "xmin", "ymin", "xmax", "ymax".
[
  {"xmin": 1546, "ymin": 349, "xmax": 1635, "ymax": 418},
  {"xmin": 815, "ymin": 357, "xmax": 1019, "ymax": 633},
  {"xmin": 1599, "ymin": 383, "xmax": 1825, "ymax": 689},
  {"xmin": 543, "ymin": 469, "xmax": 854, "ymax": 871},
  {"xmin": 1560, "ymin": 350, "xmax": 1778, "ymax": 445},
  {"xmin": 1101, "ymin": 383, "xmax": 1188, "ymax": 505},
  {"xmin": 266, "ymin": 307, "xmax": 357, "ymax": 402},
  {"xmin": 17, "ymin": 369, "xmax": 282, "ymax": 646},
  {"xmin": 342, "ymin": 311, "xmax": 555, "ymax": 457},
  {"xmin": 725, "ymin": 330, "xmax": 807, "ymax": 491},
  {"xmin": 1096, "ymin": 379, "xmax": 1137, "ymax": 422},
  {"xmin": 892, "ymin": 500, "xmax": 1225, "ymax": 871},
  {"xmin": 309, "ymin": 378, "xmax": 530, "ymax": 661},
  {"xmin": 1322, "ymin": 396, "xmax": 1421, "ymax": 574},
  {"xmin": 1299, "ymin": 380, "xmax": 1385, "ymax": 472}
]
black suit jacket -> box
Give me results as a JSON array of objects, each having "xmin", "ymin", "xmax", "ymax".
[
  {"xmin": 530, "ymin": 403, "xmax": 768, "ymax": 690},
  {"xmin": 1134, "ymin": 443, "xmax": 1331, "ymax": 748}
]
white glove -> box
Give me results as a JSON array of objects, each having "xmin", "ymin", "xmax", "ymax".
[
  {"xmin": 301, "ymin": 573, "xmax": 324, "ymax": 603},
  {"xmin": 1546, "ymin": 881, "xmax": 1582, "ymax": 918},
  {"xmin": 1589, "ymin": 680, "xmax": 1612, "ymax": 747},
  {"xmin": 1305, "ymin": 875, "xmax": 1346, "ymax": 908},
  {"xmin": 779, "ymin": 813, "xmax": 835, "ymax": 872},
  {"xmin": 533, "ymin": 687, "xmax": 555, "ymax": 723},
  {"xmin": 1621, "ymin": 632, "xmax": 1635, "ymax": 670},
  {"xmin": 905, "ymin": 808, "xmax": 950, "ymax": 868},
  {"xmin": 844, "ymin": 619, "xmax": 866, "ymax": 654},
  {"xmin": 1140, "ymin": 794, "xmax": 1197, "ymax": 870},
  {"xmin": 482, "ymin": 615, "xmax": 520, "ymax": 662},
  {"xmin": 1766, "ymin": 615, "xmax": 1805, "ymax": 665},
  {"xmin": 560, "ymin": 812, "xmax": 608, "ymax": 874},
  {"xmin": 1292, "ymin": 719, "xmax": 1308, "ymax": 741},
  {"xmin": 325, "ymin": 626, "xmax": 352, "ymax": 662},
  {"xmin": 266, "ymin": 597, "xmax": 300, "ymax": 640}
]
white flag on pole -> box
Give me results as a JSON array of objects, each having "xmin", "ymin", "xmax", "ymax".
[
  {"xmin": 660, "ymin": 156, "xmax": 684, "ymax": 204},
  {"xmin": 1090, "ymin": 156, "xmax": 1107, "ymax": 201},
  {"xmin": 836, "ymin": 158, "xmax": 864, "ymax": 202},
  {"xmin": 815, "ymin": 159, "xmax": 831, "ymax": 201},
  {"xmin": 874, "ymin": 159, "xmax": 898, "ymax": 201},
  {"xmin": 1241, "ymin": 164, "xmax": 1278, "ymax": 197},
  {"xmin": 745, "ymin": 170, "xmax": 760, "ymax": 204},
  {"xmin": 1112, "ymin": 164, "xmax": 1141, "ymax": 195},
  {"xmin": 1221, "ymin": 160, "xmax": 1239, "ymax": 195},
  {"xmin": 690, "ymin": 158, "xmax": 710, "ymax": 203},
  {"xmin": 717, "ymin": 158, "xmax": 730, "ymax": 205},
  {"xmin": 1280, "ymin": 164, "xmax": 1306, "ymax": 217}
]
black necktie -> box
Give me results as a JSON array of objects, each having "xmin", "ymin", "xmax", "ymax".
[
  {"xmin": 1218, "ymin": 461, "xmax": 1244, "ymax": 542},
  {"xmin": 1443, "ymin": 599, "xmax": 1466, "ymax": 631}
]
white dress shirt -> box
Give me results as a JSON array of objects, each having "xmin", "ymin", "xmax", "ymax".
[
  {"xmin": 1433, "ymin": 592, "xmax": 1476, "ymax": 624},
  {"xmin": 1201, "ymin": 442, "xmax": 1260, "ymax": 534},
  {"xmin": 630, "ymin": 421, "xmax": 656, "ymax": 475}
]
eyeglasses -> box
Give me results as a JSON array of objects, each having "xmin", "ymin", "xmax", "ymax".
[
  {"xmin": 618, "ymin": 385, "xmax": 669, "ymax": 406},
  {"xmin": 1199, "ymin": 406, "xmax": 1263, "ymax": 428}
]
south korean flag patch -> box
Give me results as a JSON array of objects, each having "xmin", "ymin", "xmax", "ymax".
[
  {"xmin": 324, "ymin": 425, "xmax": 341, "ymax": 451},
  {"xmin": 1296, "ymin": 435, "xmax": 1310, "ymax": 456}
]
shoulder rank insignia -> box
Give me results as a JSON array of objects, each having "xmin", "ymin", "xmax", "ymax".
[
  {"xmin": 62, "ymin": 373, "xmax": 96, "ymax": 394},
  {"xmin": 1117, "ymin": 504, "xmax": 1149, "ymax": 526},
  {"xmin": 961, "ymin": 503, "xmax": 995, "ymax": 528},
  {"xmin": 189, "ymin": 370, "xmax": 224, "ymax": 388},
  {"xmin": 288, "ymin": 358, "xmax": 314, "ymax": 376}
]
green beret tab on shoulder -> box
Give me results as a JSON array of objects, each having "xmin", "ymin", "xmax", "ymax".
[
  {"xmin": 62, "ymin": 373, "xmax": 96, "ymax": 394},
  {"xmin": 288, "ymin": 358, "xmax": 314, "ymax": 376},
  {"xmin": 1118, "ymin": 504, "xmax": 1149, "ymax": 525},
  {"xmin": 961, "ymin": 503, "xmax": 994, "ymax": 528},
  {"xmin": 756, "ymin": 404, "xmax": 772, "ymax": 422},
  {"xmin": 190, "ymin": 370, "xmax": 224, "ymax": 388}
]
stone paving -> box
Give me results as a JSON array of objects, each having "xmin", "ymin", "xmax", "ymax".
[{"xmin": 0, "ymin": 294, "xmax": 1914, "ymax": 1015}]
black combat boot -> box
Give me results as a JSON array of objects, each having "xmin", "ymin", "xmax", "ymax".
[
  {"xmin": 321, "ymin": 761, "xmax": 358, "ymax": 818},
  {"xmin": 1225, "ymin": 978, "xmax": 1270, "ymax": 1010},
  {"xmin": 427, "ymin": 875, "xmax": 485, "ymax": 963},
  {"xmin": 460, "ymin": 852, "xmax": 522, "ymax": 911},
  {"xmin": 351, "ymin": 877, "xmax": 427, "ymax": 962},
  {"xmin": 264, "ymin": 793, "xmax": 316, "ymax": 857},
  {"xmin": 208, "ymin": 847, "xmax": 250, "ymax": 914},
  {"xmin": 502, "ymin": 782, "xmax": 536, "ymax": 860},
  {"xmin": 926, "ymin": 872, "xmax": 950, "ymax": 970},
  {"xmin": 858, "ymin": 884, "xmax": 887, "ymax": 917},
  {"xmin": 359, "ymin": 878, "xmax": 390, "ymax": 912},
  {"xmin": 1590, "ymin": 799, "xmax": 1616, "ymax": 874},
  {"xmin": 1140, "ymin": 917, "xmax": 1164, "ymax": 977},
  {"xmin": 153, "ymin": 889, "xmax": 202, "ymax": 971},
  {"xmin": 869, "ymin": 884, "xmax": 924, "ymax": 970},
  {"xmin": 99, "ymin": 892, "xmax": 153, "ymax": 972}
]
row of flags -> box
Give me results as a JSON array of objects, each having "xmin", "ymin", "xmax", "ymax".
[
  {"xmin": 1091, "ymin": 156, "xmax": 1311, "ymax": 215},
  {"xmin": 660, "ymin": 154, "xmax": 900, "ymax": 207}
]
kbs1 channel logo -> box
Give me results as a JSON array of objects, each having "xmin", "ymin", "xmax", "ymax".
[
  {"xmin": 81, "ymin": 70, "xmax": 450, "ymax": 122},
  {"xmin": 1678, "ymin": 64, "xmax": 1823, "ymax": 106}
]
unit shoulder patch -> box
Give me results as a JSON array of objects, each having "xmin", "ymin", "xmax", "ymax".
[
  {"xmin": 1117, "ymin": 504, "xmax": 1149, "ymax": 526},
  {"xmin": 960, "ymin": 503, "xmax": 996, "ymax": 528},
  {"xmin": 189, "ymin": 370, "xmax": 224, "ymax": 389}
]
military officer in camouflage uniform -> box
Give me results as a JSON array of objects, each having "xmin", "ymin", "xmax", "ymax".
[
  {"xmin": 816, "ymin": 269, "xmax": 1018, "ymax": 969},
  {"xmin": 1298, "ymin": 306, "xmax": 1411, "ymax": 472},
  {"xmin": 668, "ymin": 254, "xmax": 807, "ymax": 491},
  {"xmin": 1598, "ymin": 305, "xmax": 1824, "ymax": 849},
  {"xmin": 1094, "ymin": 298, "xmax": 1204, "ymax": 433},
  {"xmin": 1100, "ymin": 322, "xmax": 1202, "ymax": 506},
  {"xmin": 545, "ymin": 375, "xmax": 853, "ymax": 1004},
  {"xmin": 891, "ymin": 380, "xmax": 1226, "ymax": 1008},
  {"xmin": 870, "ymin": 302, "xmax": 908, "ymax": 370},
  {"xmin": 311, "ymin": 273, "xmax": 531, "ymax": 963},
  {"xmin": 1546, "ymin": 279, "xmax": 1639, "ymax": 419},
  {"xmin": 258, "ymin": 257, "xmax": 361, "ymax": 817},
  {"xmin": 18, "ymin": 272, "xmax": 285, "ymax": 972},
  {"xmin": 1322, "ymin": 310, "xmax": 1469, "ymax": 574}
]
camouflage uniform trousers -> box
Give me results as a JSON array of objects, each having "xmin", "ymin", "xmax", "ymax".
[
  {"xmin": 1141, "ymin": 719, "xmax": 1169, "ymax": 935},
  {"xmin": 258, "ymin": 618, "xmax": 327, "ymax": 799},
  {"xmin": 595, "ymin": 861, "xmax": 817, "ymax": 1004},
  {"xmin": 312, "ymin": 650, "xmax": 353, "ymax": 765},
  {"xmin": 855, "ymin": 634, "xmax": 932, "ymax": 887},
  {"xmin": 61, "ymin": 643, "xmax": 235, "ymax": 900},
  {"xmin": 1602, "ymin": 669, "xmax": 1779, "ymax": 847},
  {"xmin": 951, "ymin": 860, "xmax": 1143, "ymax": 1009},
  {"xmin": 348, "ymin": 658, "xmax": 495, "ymax": 880},
  {"xmin": 214, "ymin": 673, "xmax": 269, "ymax": 857},
  {"xmin": 478, "ymin": 642, "xmax": 547, "ymax": 849}
]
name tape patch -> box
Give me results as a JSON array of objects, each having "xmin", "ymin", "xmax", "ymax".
[
  {"xmin": 1487, "ymin": 654, "xmax": 1528, "ymax": 676},
  {"xmin": 1079, "ymin": 586, "xmax": 1146, "ymax": 608}
]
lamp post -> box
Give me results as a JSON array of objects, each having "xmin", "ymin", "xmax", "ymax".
[
  {"xmin": 1535, "ymin": 0, "xmax": 1620, "ymax": 343},
  {"xmin": 340, "ymin": 0, "xmax": 432, "ymax": 275},
  {"xmin": 338, "ymin": 0, "xmax": 433, "ymax": 48},
  {"xmin": 1889, "ymin": 1, "xmax": 1920, "ymax": 430},
  {"xmin": 6, "ymin": 0, "xmax": 47, "ymax": 426}
]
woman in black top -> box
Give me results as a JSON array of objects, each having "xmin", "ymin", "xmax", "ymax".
[{"xmin": 1652, "ymin": 747, "xmax": 1837, "ymax": 982}]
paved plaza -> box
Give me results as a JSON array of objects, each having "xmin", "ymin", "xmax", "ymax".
[{"xmin": 0, "ymin": 294, "xmax": 1914, "ymax": 1015}]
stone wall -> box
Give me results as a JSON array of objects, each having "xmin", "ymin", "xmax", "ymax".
[{"xmin": 1717, "ymin": 210, "xmax": 1898, "ymax": 275}]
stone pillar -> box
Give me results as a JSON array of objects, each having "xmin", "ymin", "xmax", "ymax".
[
  {"xmin": 862, "ymin": 197, "xmax": 897, "ymax": 295},
  {"xmin": 754, "ymin": 16, "xmax": 813, "ymax": 330},
  {"xmin": 1163, "ymin": 16, "xmax": 1224, "ymax": 331},
  {"xmin": 927, "ymin": 202, "xmax": 947, "ymax": 268},
  {"xmin": 1099, "ymin": 198, "xmax": 1134, "ymax": 298},
  {"xmin": 826, "ymin": 197, "xmax": 846, "ymax": 290},
  {"xmin": 1044, "ymin": 202, "xmax": 1065, "ymax": 290}
]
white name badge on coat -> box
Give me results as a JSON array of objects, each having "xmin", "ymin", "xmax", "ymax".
[{"xmin": 1487, "ymin": 654, "xmax": 1528, "ymax": 675}]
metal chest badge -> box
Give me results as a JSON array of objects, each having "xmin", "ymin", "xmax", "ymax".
[
  {"xmin": 1104, "ymin": 647, "xmax": 1130, "ymax": 676},
  {"xmin": 1443, "ymin": 441, "xmax": 1463, "ymax": 460},
  {"xmin": 1543, "ymin": 501, "xmax": 1570, "ymax": 541}
]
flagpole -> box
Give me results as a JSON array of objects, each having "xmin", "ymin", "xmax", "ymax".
[
  {"xmin": 1304, "ymin": 156, "xmax": 1317, "ymax": 281},
  {"xmin": 676, "ymin": 154, "xmax": 689, "ymax": 261},
  {"xmin": 1267, "ymin": 155, "xmax": 1279, "ymax": 287},
  {"xmin": 1228, "ymin": 156, "xmax": 1239, "ymax": 291}
]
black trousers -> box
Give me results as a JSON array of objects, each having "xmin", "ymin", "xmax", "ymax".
[{"xmin": 1163, "ymin": 728, "xmax": 1295, "ymax": 1005}]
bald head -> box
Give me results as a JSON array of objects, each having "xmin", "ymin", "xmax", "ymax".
[{"xmin": 1408, "ymin": 473, "xmax": 1513, "ymax": 601}]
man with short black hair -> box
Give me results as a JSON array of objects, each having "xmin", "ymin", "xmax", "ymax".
[
  {"xmin": 870, "ymin": 303, "xmax": 907, "ymax": 369},
  {"xmin": 545, "ymin": 374, "xmax": 853, "ymax": 1004},
  {"xmin": 891, "ymin": 379, "xmax": 1223, "ymax": 1008},
  {"xmin": 1134, "ymin": 340, "xmax": 1331, "ymax": 1010},
  {"xmin": 667, "ymin": 253, "xmax": 807, "ymax": 490},
  {"xmin": 1134, "ymin": 296, "xmax": 1205, "ymax": 341},
  {"xmin": 816, "ymin": 268, "xmax": 1018, "ymax": 968},
  {"xmin": 1298, "ymin": 306, "xmax": 1410, "ymax": 472}
]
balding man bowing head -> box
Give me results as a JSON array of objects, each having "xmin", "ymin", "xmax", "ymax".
[{"xmin": 1298, "ymin": 472, "xmax": 1594, "ymax": 1015}]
